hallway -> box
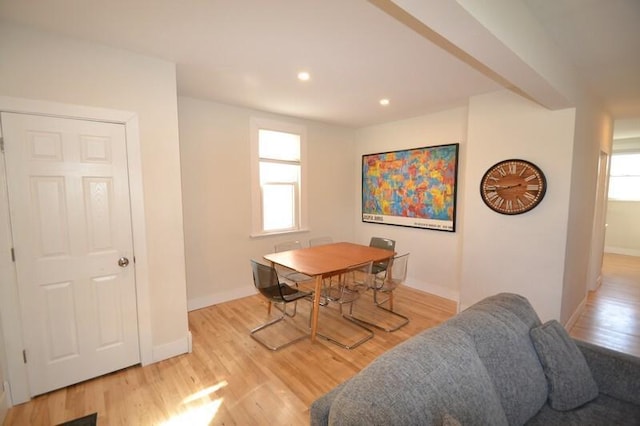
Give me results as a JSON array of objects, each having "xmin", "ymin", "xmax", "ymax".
[{"xmin": 570, "ymin": 253, "xmax": 640, "ymax": 357}]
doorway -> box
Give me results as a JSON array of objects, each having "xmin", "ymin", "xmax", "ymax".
[
  {"xmin": 1, "ymin": 112, "xmax": 141, "ymax": 396},
  {"xmin": 0, "ymin": 96, "xmax": 152, "ymax": 404}
]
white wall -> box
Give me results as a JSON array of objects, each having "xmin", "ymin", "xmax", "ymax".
[
  {"xmin": 0, "ymin": 312, "xmax": 7, "ymax": 423},
  {"xmin": 605, "ymin": 137, "xmax": 640, "ymax": 256},
  {"xmin": 354, "ymin": 107, "xmax": 469, "ymax": 301},
  {"xmin": 0, "ymin": 24, "xmax": 189, "ymax": 362},
  {"xmin": 178, "ymin": 97, "xmax": 357, "ymax": 310},
  {"xmin": 460, "ymin": 90, "xmax": 576, "ymax": 321},
  {"xmin": 560, "ymin": 97, "xmax": 612, "ymax": 324},
  {"xmin": 605, "ymin": 201, "xmax": 640, "ymax": 256}
]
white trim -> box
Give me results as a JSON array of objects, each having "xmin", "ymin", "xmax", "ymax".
[
  {"xmin": 187, "ymin": 286, "xmax": 257, "ymax": 312},
  {"xmin": 604, "ymin": 246, "xmax": 640, "ymax": 257},
  {"xmin": 0, "ymin": 381, "xmax": 9, "ymax": 423},
  {"xmin": 0, "ymin": 96, "xmax": 152, "ymax": 403},
  {"xmin": 249, "ymin": 117, "xmax": 308, "ymax": 237},
  {"xmin": 403, "ymin": 278, "xmax": 459, "ymax": 305},
  {"xmin": 564, "ymin": 294, "xmax": 587, "ymax": 331},
  {"xmin": 152, "ymin": 336, "xmax": 190, "ymax": 363}
]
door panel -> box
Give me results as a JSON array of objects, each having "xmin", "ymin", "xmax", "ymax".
[{"xmin": 1, "ymin": 112, "xmax": 140, "ymax": 396}]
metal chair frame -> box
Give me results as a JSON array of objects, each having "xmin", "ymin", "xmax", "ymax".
[
  {"xmin": 316, "ymin": 261, "xmax": 374, "ymax": 349},
  {"xmin": 347, "ymin": 253, "xmax": 410, "ymax": 332},
  {"xmin": 273, "ymin": 240, "xmax": 315, "ymax": 286},
  {"xmin": 249, "ymin": 260, "xmax": 312, "ymax": 351}
]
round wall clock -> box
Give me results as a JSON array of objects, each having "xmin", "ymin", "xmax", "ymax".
[{"xmin": 480, "ymin": 159, "xmax": 547, "ymax": 215}]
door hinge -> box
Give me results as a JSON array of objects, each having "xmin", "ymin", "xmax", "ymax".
[
  {"xmin": 22, "ymin": 349, "xmax": 27, "ymax": 364},
  {"xmin": 11, "ymin": 247, "xmax": 15, "ymax": 262}
]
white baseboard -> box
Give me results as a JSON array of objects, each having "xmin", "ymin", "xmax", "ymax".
[
  {"xmin": 564, "ymin": 295, "xmax": 587, "ymax": 331},
  {"xmin": 604, "ymin": 246, "xmax": 640, "ymax": 257},
  {"xmin": 152, "ymin": 334, "xmax": 190, "ymax": 363},
  {"xmin": 188, "ymin": 281, "xmax": 459, "ymax": 314},
  {"xmin": 0, "ymin": 381, "xmax": 10, "ymax": 424},
  {"xmin": 404, "ymin": 278, "xmax": 459, "ymax": 305},
  {"xmin": 188, "ymin": 287, "xmax": 257, "ymax": 312}
]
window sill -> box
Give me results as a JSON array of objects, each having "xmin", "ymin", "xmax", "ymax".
[{"xmin": 250, "ymin": 228, "xmax": 310, "ymax": 239}]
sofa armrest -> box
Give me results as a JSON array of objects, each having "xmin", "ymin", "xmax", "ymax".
[
  {"xmin": 310, "ymin": 380, "xmax": 349, "ymax": 426},
  {"xmin": 575, "ymin": 339, "xmax": 640, "ymax": 405}
]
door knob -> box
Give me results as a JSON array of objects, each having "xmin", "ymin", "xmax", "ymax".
[{"xmin": 118, "ymin": 257, "xmax": 130, "ymax": 267}]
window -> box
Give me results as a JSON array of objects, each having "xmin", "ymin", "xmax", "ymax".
[
  {"xmin": 250, "ymin": 118, "xmax": 307, "ymax": 236},
  {"xmin": 608, "ymin": 152, "xmax": 640, "ymax": 201}
]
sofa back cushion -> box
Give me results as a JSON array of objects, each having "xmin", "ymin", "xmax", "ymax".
[
  {"xmin": 448, "ymin": 293, "xmax": 548, "ymax": 425},
  {"xmin": 326, "ymin": 325, "xmax": 508, "ymax": 425},
  {"xmin": 530, "ymin": 320, "xmax": 599, "ymax": 410}
]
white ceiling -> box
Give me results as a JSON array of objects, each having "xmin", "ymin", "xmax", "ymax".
[{"xmin": 1, "ymin": 0, "xmax": 639, "ymax": 133}]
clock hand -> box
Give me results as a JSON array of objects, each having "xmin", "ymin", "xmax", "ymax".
[{"xmin": 496, "ymin": 183, "xmax": 522, "ymax": 190}]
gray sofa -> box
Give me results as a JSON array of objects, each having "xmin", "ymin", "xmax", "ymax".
[{"xmin": 310, "ymin": 293, "xmax": 640, "ymax": 425}]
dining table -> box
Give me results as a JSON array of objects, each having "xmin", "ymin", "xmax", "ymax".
[{"xmin": 263, "ymin": 241, "xmax": 395, "ymax": 342}]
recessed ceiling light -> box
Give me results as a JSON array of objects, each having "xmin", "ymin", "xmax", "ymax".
[
  {"xmin": 379, "ymin": 98, "xmax": 390, "ymax": 106},
  {"xmin": 297, "ymin": 71, "xmax": 311, "ymax": 81}
]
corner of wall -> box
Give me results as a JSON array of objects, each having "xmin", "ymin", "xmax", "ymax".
[{"xmin": 151, "ymin": 333, "xmax": 191, "ymax": 364}]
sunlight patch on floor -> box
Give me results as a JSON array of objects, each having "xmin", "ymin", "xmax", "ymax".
[
  {"xmin": 181, "ymin": 380, "xmax": 228, "ymax": 404},
  {"xmin": 160, "ymin": 380, "xmax": 229, "ymax": 425},
  {"xmin": 161, "ymin": 398, "xmax": 223, "ymax": 426}
]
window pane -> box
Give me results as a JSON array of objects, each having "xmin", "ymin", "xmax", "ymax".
[
  {"xmin": 610, "ymin": 153, "xmax": 640, "ymax": 177},
  {"xmin": 260, "ymin": 162, "xmax": 299, "ymax": 184},
  {"xmin": 258, "ymin": 129, "xmax": 300, "ymax": 161},
  {"xmin": 262, "ymin": 184, "xmax": 295, "ymax": 231},
  {"xmin": 609, "ymin": 176, "xmax": 640, "ymax": 201}
]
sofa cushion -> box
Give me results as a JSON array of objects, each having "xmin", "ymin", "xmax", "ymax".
[
  {"xmin": 526, "ymin": 394, "xmax": 640, "ymax": 425},
  {"xmin": 310, "ymin": 381, "xmax": 348, "ymax": 426},
  {"xmin": 530, "ymin": 320, "xmax": 598, "ymax": 410},
  {"xmin": 326, "ymin": 325, "xmax": 508, "ymax": 425},
  {"xmin": 576, "ymin": 340, "xmax": 640, "ymax": 406},
  {"xmin": 448, "ymin": 293, "xmax": 548, "ymax": 425}
]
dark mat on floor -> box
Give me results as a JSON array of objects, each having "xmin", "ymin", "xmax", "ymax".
[{"xmin": 57, "ymin": 412, "xmax": 97, "ymax": 426}]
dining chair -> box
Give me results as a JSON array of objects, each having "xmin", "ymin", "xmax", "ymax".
[
  {"xmin": 309, "ymin": 236, "xmax": 333, "ymax": 247},
  {"xmin": 249, "ymin": 260, "xmax": 312, "ymax": 350},
  {"xmin": 308, "ymin": 236, "xmax": 336, "ymax": 301},
  {"xmin": 317, "ymin": 261, "xmax": 374, "ymax": 349},
  {"xmin": 369, "ymin": 237, "xmax": 396, "ymax": 277},
  {"xmin": 347, "ymin": 253, "xmax": 410, "ymax": 332},
  {"xmin": 273, "ymin": 240, "xmax": 315, "ymax": 287}
]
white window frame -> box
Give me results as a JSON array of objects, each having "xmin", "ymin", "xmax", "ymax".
[
  {"xmin": 250, "ymin": 117, "xmax": 308, "ymax": 237},
  {"xmin": 608, "ymin": 151, "xmax": 640, "ymax": 201}
]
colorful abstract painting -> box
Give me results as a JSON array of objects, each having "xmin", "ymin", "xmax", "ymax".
[{"xmin": 362, "ymin": 143, "xmax": 459, "ymax": 231}]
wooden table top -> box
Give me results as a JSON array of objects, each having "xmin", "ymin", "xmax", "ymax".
[{"xmin": 263, "ymin": 242, "xmax": 394, "ymax": 277}]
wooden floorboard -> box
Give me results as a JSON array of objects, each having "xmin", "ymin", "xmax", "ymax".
[
  {"xmin": 569, "ymin": 253, "xmax": 640, "ymax": 358},
  {"xmin": 5, "ymin": 253, "xmax": 640, "ymax": 425},
  {"xmin": 3, "ymin": 286, "xmax": 456, "ymax": 425}
]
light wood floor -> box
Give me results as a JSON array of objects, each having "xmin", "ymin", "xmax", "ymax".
[
  {"xmin": 4, "ymin": 254, "xmax": 639, "ymax": 425},
  {"xmin": 569, "ymin": 253, "xmax": 640, "ymax": 357},
  {"xmin": 3, "ymin": 285, "xmax": 456, "ymax": 425}
]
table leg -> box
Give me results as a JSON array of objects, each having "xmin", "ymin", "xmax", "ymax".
[{"xmin": 311, "ymin": 275, "xmax": 322, "ymax": 342}]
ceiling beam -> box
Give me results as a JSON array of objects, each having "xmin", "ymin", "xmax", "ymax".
[{"xmin": 370, "ymin": 0, "xmax": 579, "ymax": 110}]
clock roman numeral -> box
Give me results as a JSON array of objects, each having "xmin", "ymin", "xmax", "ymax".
[
  {"xmin": 517, "ymin": 198, "xmax": 525, "ymax": 208},
  {"xmin": 524, "ymin": 174, "xmax": 537, "ymax": 182},
  {"xmin": 527, "ymin": 184, "xmax": 539, "ymax": 191},
  {"xmin": 497, "ymin": 166, "xmax": 507, "ymax": 177},
  {"xmin": 508, "ymin": 163, "xmax": 517, "ymax": 174},
  {"xmin": 523, "ymin": 192, "xmax": 536, "ymax": 201}
]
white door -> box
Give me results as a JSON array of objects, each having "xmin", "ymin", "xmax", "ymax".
[{"xmin": 1, "ymin": 112, "xmax": 140, "ymax": 396}]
